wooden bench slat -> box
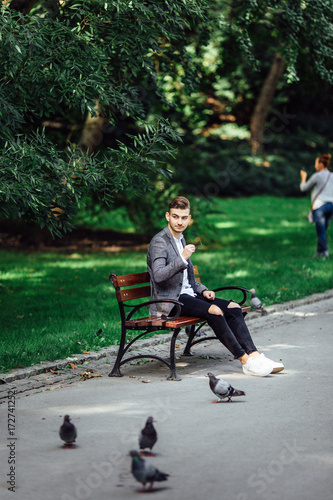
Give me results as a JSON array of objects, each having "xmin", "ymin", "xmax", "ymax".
[
  {"xmin": 113, "ymin": 272, "xmax": 150, "ymax": 288},
  {"xmin": 113, "ymin": 268, "xmax": 201, "ymax": 303},
  {"xmin": 118, "ymin": 285, "xmax": 151, "ymax": 302},
  {"xmin": 193, "ymin": 265, "xmax": 201, "ymax": 282},
  {"xmin": 125, "ymin": 306, "xmax": 251, "ymax": 329},
  {"xmin": 163, "ymin": 317, "xmax": 204, "ymax": 328},
  {"xmin": 125, "ymin": 315, "xmax": 203, "ymax": 329}
]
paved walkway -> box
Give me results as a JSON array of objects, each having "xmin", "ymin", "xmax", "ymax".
[{"xmin": 1, "ymin": 290, "xmax": 333, "ymax": 500}]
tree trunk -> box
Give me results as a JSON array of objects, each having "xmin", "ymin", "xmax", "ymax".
[
  {"xmin": 250, "ymin": 52, "xmax": 286, "ymax": 154},
  {"xmin": 78, "ymin": 100, "xmax": 107, "ymax": 154},
  {"xmin": 48, "ymin": 101, "xmax": 108, "ymax": 224}
]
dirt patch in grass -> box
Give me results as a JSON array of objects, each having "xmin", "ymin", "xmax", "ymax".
[{"xmin": 0, "ymin": 220, "xmax": 149, "ymax": 253}]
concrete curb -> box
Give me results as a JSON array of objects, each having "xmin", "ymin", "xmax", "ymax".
[
  {"xmin": 1, "ymin": 288, "xmax": 333, "ymax": 385},
  {"xmin": 0, "ymin": 332, "xmax": 189, "ymax": 385}
]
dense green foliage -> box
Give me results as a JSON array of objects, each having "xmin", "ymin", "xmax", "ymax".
[
  {"xmin": 1, "ymin": 0, "xmax": 333, "ymax": 238},
  {"xmin": 1, "ymin": 195, "xmax": 332, "ymax": 372},
  {"xmin": 0, "ymin": 0, "xmax": 208, "ymax": 235}
]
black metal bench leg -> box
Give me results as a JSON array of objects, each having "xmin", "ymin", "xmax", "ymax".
[
  {"xmin": 109, "ymin": 350, "xmax": 124, "ymax": 376},
  {"xmin": 108, "ymin": 327, "xmax": 126, "ymax": 377},
  {"xmin": 109, "ymin": 362, "xmax": 123, "ymax": 377},
  {"xmin": 166, "ymin": 327, "xmax": 182, "ymax": 381},
  {"xmin": 183, "ymin": 325, "xmax": 196, "ymax": 356}
]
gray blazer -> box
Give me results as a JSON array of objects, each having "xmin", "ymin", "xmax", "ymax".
[{"xmin": 147, "ymin": 226, "xmax": 208, "ymax": 316}]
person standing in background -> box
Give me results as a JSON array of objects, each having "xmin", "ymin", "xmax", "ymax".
[{"xmin": 300, "ymin": 154, "xmax": 333, "ymax": 258}]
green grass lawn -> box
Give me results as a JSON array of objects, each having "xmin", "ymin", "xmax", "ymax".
[{"xmin": 1, "ymin": 195, "xmax": 332, "ymax": 373}]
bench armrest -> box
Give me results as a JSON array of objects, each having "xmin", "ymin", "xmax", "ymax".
[
  {"xmin": 212, "ymin": 286, "xmax": 250, "ymax": 305},
  {"xmin": 126, "ymin": 299, "xmax": 183, "ymax": 322}
]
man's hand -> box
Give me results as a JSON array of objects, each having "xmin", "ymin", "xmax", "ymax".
[
  {"xmin": 182, "ymin": 244, "xmax": 196, "ymax": 260},
  {"xmin": 203, "ymin": 290, "xmax": 215, "ymax": 300},
  {"xmin": 300, "ymin": 169, "xmax": 307, "ymax": 183}
]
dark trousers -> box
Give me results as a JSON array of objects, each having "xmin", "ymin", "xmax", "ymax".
[{"xmin": 179, "ymin": 294, "xmax": 257, "ymax": 359}]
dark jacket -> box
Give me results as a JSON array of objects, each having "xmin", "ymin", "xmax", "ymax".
[{"xmin": 146, "ymin": 226, "xmax": 207, "ymax": 316}]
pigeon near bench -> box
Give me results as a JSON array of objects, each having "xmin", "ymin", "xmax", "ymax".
[
  {"xmin": 250, "ymin": 288, "xmax": 268, "ymax": 315},
  {"xmin": 206, "ymin": 372, "xmax": 246, "ymax": 403}
]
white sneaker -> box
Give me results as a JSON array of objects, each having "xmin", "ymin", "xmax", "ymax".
[
  {"xmin": 242, "ymin": 356, "xmax": 272, "ymax": 377},
  {"xmin": 260, "ymin": 353, "xmax": 284, "ymax": 373}
]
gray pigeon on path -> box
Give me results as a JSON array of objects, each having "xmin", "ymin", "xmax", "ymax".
[
  {"xmin": 139, "ymin": 416, "xmax": 157, "ymax": 456},
  {"xmin": 250, "ymin": 288, "xmax": 268, "ymax": 315},
  {"xmin": 59, "ymin": 415, "xmax": 77, "ymax": 447},
  {"xmin": 129, "ymin": 450, "xmax": 169, "ymax": 492},
  {"xmin": 206, "ymin": 372, "xmax": 245, "ymax": 403}
]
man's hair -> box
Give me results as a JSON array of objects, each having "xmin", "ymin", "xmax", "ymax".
[
  {"xmin": 317, "ymin": 153, "xmax": 331, "ymax": 169},
  {"xmin": 168, "ymin": 196, "xmax": 190, "ymax": 211}
]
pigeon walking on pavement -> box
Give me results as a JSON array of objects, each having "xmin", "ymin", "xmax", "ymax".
[
  {"xmin": 59, "ymin": 415, "xmax": 77, "ymax": 447},
  {"xmin": 129, "ymin": 450, "xmax": 169, "ymax": 492},
  {"xmin": 139, "ymin": 416, "xmax": 157, "ymax": 456},
  {"xmin": 250, "ymin": 288, "xmax": 268, "ymax": 315},
  {"xmin": 206, "ymin": 372, "xmax": 246, "ymax": 403}
]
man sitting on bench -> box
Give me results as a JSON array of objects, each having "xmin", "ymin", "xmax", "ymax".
[{"xmin": 147, "ymin": 196, "xmax": 284, "ymax": 377}]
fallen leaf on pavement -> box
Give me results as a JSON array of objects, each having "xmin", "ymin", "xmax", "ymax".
[{"xmin": 78, "ymin": 371, "xmax": 102, "ymax": 380}]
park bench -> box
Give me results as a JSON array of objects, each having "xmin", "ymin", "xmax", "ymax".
[{"xmin": 108, "ymin": 266, "xmax": 251, "ymax": 381}]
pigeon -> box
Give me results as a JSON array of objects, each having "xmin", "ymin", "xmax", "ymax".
[
  {"xmin": 139, "ymin": 416, "xmax": 157, "ymax": 456},
  {"xmin": 59, "ymin": 415, "xmax": 77, "ymax": 447},
  {"xmin": 250, "ymin": 288, "xmax": 268, "ymax": 315},
  {"xmin": 129, "ymin": 450, "xmax": 169, "ymax": 492},
  {"xmin": 206, "ymin": 372, "xmax": 245, "ymax": 403}
]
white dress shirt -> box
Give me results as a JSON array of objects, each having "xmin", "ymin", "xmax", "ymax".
[{"xmin": 173, "ymin": 236, "xmax": 196, "ymax": 297}]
